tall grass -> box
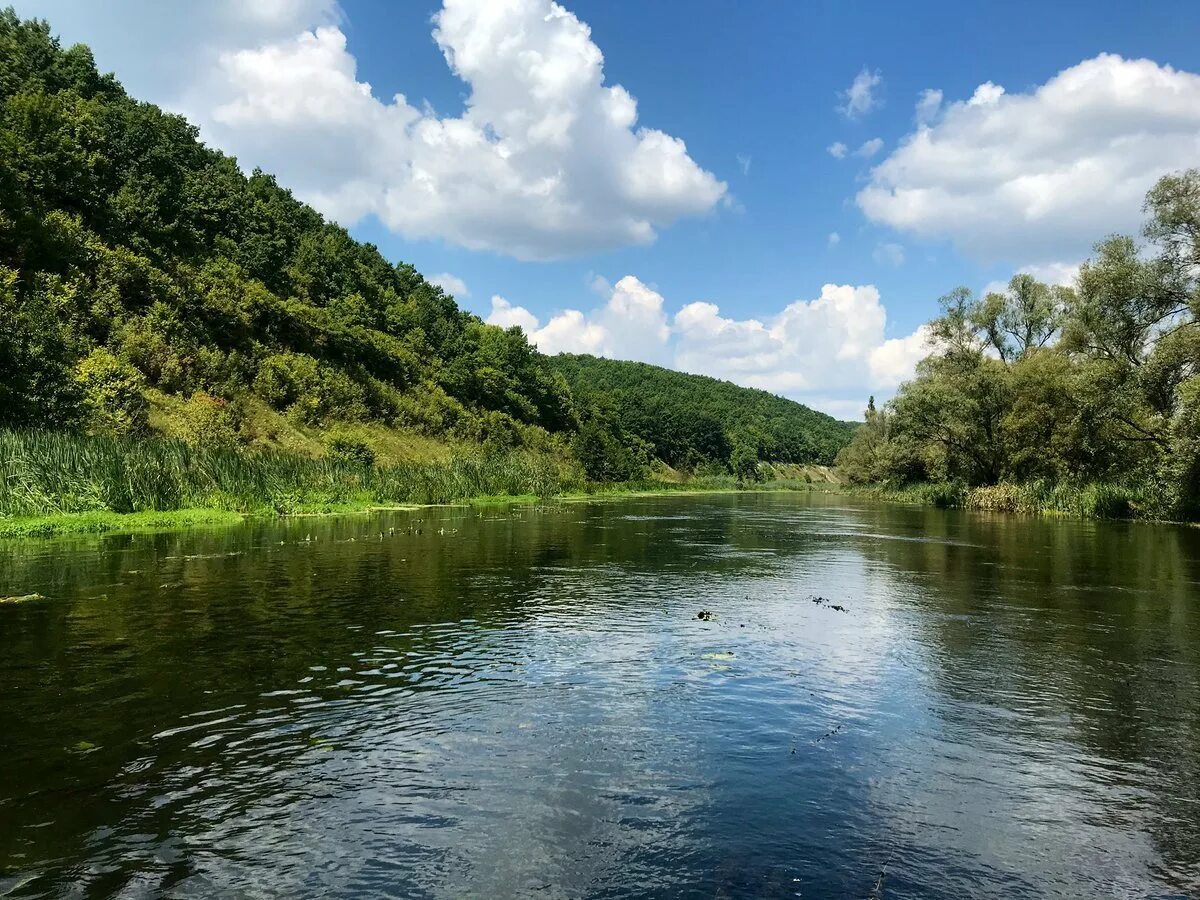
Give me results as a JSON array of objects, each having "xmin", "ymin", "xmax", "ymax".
[
  {"xmin": 0, "ymin": 430, "xmax": 581, "ymax": 518},
  {"xmin": 854, "ymin": 478, "xmax": 1148, "ymax": 519}
]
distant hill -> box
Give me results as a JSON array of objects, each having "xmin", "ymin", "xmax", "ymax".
[{"xmin": 548, "ymin": 354, "xmax": 855, "ymax": 466}]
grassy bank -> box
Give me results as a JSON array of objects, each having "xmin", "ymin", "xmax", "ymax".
[
  {"xmin": 0, "ymin": 430, "xmax": 577, "ymax": 517},
  {"xmin": 0, "ymin": 430, "xmax": 841, "ymax": 539},
  {"xmin": 849, "ymin": 479, "xmax": 1164, "ymax": 520},
  {"xmin": 0, "ymin": 509, "xmax": 246, "ymax": 539}
]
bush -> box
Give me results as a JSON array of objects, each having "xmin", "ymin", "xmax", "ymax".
[
  {"xmin": 572, "ymin": 421, "xmax": 644, "ymax": 482},
  {"xmin": 730, "ymin": 440, "xmax": 761, "ymax": 483},
  {"xmin": 74, "ymin": 348, "xmax": 149, "ymax": 436},
  {"xmin": 326, "ymin": 433, "xmax": 375, "ymax": 467},
  {"xmin": 173, "ymin": 392, "xmax": 240, "ymax": 449}
]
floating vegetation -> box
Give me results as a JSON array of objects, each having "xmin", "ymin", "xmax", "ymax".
[
  {"xmin": 809, "ymin": 595, "xmax": 848, "ymax": 613},
  {"xmin": 0, "ymin": 593, "xmax": 45, "ymax": 604}
]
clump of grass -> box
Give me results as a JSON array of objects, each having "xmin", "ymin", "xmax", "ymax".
[{"xmin": 0, "ymin": 429, "xmax": 581, "ymax": 521}]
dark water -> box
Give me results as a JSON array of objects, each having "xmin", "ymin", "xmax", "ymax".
[{"xmin": 1, "ymin": 493, "xmax": 1198, "ymax": 899}]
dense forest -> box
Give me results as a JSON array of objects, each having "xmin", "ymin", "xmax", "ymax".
[
  {"xmin": 837, "ymin": 172, "xmax": 1200, "ymax": 520},
  {"xmin": 550, "ymin": 354, "xmax": 854, "ymax": 470},
  {"xmin": 0, "ymin": 10, "xmax": 844, "ymax": 492}
]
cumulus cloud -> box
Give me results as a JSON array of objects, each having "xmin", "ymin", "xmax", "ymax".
[
  {"xmin": 736, "ymin": 153, "xmax": 752, "ymax": 176},
  {"xmin": 839, "ymin": 67, "xmax": 883, "ymax": 119},
  {"xmin": 429, "ymin": 273, "xmax": 469, "ymax": 298},
  {"xmin": 828, "ymin": 231, "xmax": 841, "ymax": 247},
  {"xmin": 914, "ymin": 88, "xmax": 942, "ymax": 124},
  {"xmin": 487, "ymin": 277, "xmax": 928, "ymax": 415},
  {"xmin": 855, "ymin": 137, "xmax": 884, "ymax": 158},
  {"xmin": 827, "ymin": 142, "xmax": 849, "ymax": 159},
  {"xmin": 857, "ymin": 54, "xmax": 1200, "ymax": 265},
  {"xmin": 17, "ymin": 0, "xmax": 726, "ymax": 261}
]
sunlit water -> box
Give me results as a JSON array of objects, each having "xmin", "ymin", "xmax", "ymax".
[{"xmin": 1, "ymin": 493, "xmax": 1198, "ymax": 898}]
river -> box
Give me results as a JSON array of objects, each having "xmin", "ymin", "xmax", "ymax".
[{"xmin": 1, "ymin": 492, "xmax": 1198, "ymax": 898}]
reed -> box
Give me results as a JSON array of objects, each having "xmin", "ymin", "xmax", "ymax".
[
  {"xmin": 0, "ymin": 430, "xmax": 581, "ymax": 518},
  {"xmin": 853, "ymin": 478, "xmax": 1147, "ymax": 519}
]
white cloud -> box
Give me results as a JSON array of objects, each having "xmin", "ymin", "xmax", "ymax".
[
  {"xmin": 839, "ymin": 67, "xmax": 883, "ymax": 119},
  {"xmin": 487, "ymin": 277, "xmax": 927, "ymax": 415},
  {"xmin": 488, "ymin": 295, "xmax": 541, "ymax": 333},
  {"xmin": 857, "ymin": 54, "xmax": 1200, "ymax": 265},
  {"xmin": 429, "ymin": 272, "xmax": 469, "ymax": 298},
  {"xmin": 488, "ymin": 276, "xmax": 670, "ymax": 363},
  {"xmin": 855, "ymin": 137, "xmax": 884, "ymax": 158},
  {"xmin": 828, "ymin": 231, "xmax": 841, "ymax": 247},
  {"xmin": 914, "ymin": 88, "xmax": 942, "ymax": 124},
  {"xmin": 827, "ymin": 141, "xmax": 849, "ymax": 159},
  {"xmin": 17, "ymin": 0, "xmax": 725, "ymax": 261},
  {"xmin": 736, "ymin": 153, "xmax": 752, "ymax": 175},
  {"xmin": 983, "ymin": 259, "xmax": 1082, "ymax": 298},
  {"xmin": 873, "ymin": 242, "xmax": 905, "ymax": 266}
]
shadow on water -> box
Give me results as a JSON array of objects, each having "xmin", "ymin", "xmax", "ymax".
[{"xmin": 0, "ymin": 493, "xmax": 1197, "ymax": 897}]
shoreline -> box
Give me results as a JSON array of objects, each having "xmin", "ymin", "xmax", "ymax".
[
  {"xmin": 8, "ymin": 479, "xmax": 1187, "ymax": 541},
  {"xmin": 0, "ymin": 481, "xmax": 838, "ymax": 540}
]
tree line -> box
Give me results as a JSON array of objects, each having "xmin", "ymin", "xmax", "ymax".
[{"xmin": 837, "ymin": 171, "xmax": 1200, "ymax": 520}]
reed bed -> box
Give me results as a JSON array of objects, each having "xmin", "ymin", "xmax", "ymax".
[
  {"xmin": 856, "ymin": 479, "xmax": 1148, "ymax": 519},
  {"xmin": 0, "ymin": 430, "xmax": 580, "ymax": 518}
]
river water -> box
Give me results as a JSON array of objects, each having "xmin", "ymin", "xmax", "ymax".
[{"xmin": 1, "ymin": 493, "xmax": 1198, "ymax": 898}]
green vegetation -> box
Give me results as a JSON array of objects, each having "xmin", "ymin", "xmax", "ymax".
[
  {"xmin": 837, "ymin": 171, "xmax": 1200, "ymax": 521},
  {"xmin": 549, "ymin": 354, "xmax": 855, "ymax": 467},
  {"xmin": 0, "ymin": 509, "xmax": 243, "ymax": 539},
  {"xmin": 0, "ymin": 430, "xmax": 577, "ymax": 520},
  {"xmin": 0, "ymin": 9, "xmax": 850, "ymax": 517}
]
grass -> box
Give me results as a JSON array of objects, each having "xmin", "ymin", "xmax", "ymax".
[
  {"xmin": 0, "ymin": 429, "xmax": 580, "ymax": 522},
  {"xmin": 0, "ymin": 509, "xmax": 245, "ymax": 539},
  {"xmin": 0, "ymin": 429, "xmax": 849, "ymax": 539},
  {"xmin": 847, "ymin": 478, "xmax": 1152, "ymax": 520}
]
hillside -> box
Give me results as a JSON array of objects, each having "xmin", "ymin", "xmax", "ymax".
[
  {"xmin": 549, "ymin": 354, "xmax": 855, "ymax": 466},
  {"xmin": 0, "ymin": 11, "xmax": 853, "ymax": 486}
]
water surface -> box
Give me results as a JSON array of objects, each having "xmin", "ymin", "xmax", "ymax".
[{"xmin": 1, "ymin": 493, "xmax": 1198, "ymax": 897}]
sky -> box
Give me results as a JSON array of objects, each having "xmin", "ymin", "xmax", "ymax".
[{"xmin": 13, "ymin": 0, "xmax": 1200, "ymax": 419}]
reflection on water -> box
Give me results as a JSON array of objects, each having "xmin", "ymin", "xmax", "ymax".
[{"xmin": 0, "ymin": 493, "xmax": 1197, "ymax": 898}]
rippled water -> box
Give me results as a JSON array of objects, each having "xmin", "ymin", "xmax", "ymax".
[{"xmin": 1, "ymin": 493, "xmax": 1198, "ymax": 898}]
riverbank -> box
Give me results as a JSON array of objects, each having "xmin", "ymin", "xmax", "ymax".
[
  {"xmin": 844, "ymin": 479, "xmax": 1186, "ymax": 522},
  {"xmin": 0, "ymin": 479, "xmax": 836, "ymax": 539},
  {"xmin": 0, "ymin": 429, "xmax": 845, "ymax": 539}
]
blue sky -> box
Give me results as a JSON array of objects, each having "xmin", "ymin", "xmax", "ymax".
[{"xmin": 15, "ymin": 0, "xmax": 1200, "ymax": 417}]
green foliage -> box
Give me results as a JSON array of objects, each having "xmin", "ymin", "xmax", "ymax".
[
  {"xmin": 729, "ymin": 436, "xmax": 761, "ymax": 483},
  {"xmin": 0, "ymin": 10, "xmax": 573, "ymax": 441},
  {"xmin": 550, "ymin": 355, "xmax": 854, "ymax": 468},
  {"xmin": 172, "ymin": 393, "xmax": 240, "ymax": 450},
  {"xmin": 840, "ymin": 168, "xmax": 1200, "ymax": 520},
  {"xmin": 0, "ymin": 428, "xmax": 578, "ymax": 517},
  {"xmin": 572, "ymin": 421, "xmax": 646, "ymax": 483},
  {"xmin": 326, "ymin": 432, "xmax": 376, "ymax": 467},
  {"xmin": 74, "ymin": 347, "xmax": 148, "ymax": 435}
]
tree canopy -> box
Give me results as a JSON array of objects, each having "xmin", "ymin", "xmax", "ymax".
[{"xmin": 837, "ymin": 172, "xmax": 1200, "ymax": 519}]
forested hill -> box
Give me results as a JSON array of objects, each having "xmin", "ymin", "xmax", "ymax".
[
  {"xmin": 0, "ymin": 11, "xmax": 577, "ymax": 444},
  {"xmin": 0, "ymin": 11, "xmax": 852, "ymax": 480},
  {"xmin": 549, "ymin": 354, "xmax": 855, "ymax": 466}
]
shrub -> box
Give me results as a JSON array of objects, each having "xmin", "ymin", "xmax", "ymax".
[
  {"xmin": 74, "ymin": 348, "xmax": 149, "ymax": 436},
  {"xmin": 173, "ymin": 393, "xmax": 240, "ymax": 449},
  {"xmin": 730, "ymin": 439, "xmax": 761, "ymax": 483},
  {"xmin": 326, "ymin": 432, "xmax": 375, "ymax": 467}
]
